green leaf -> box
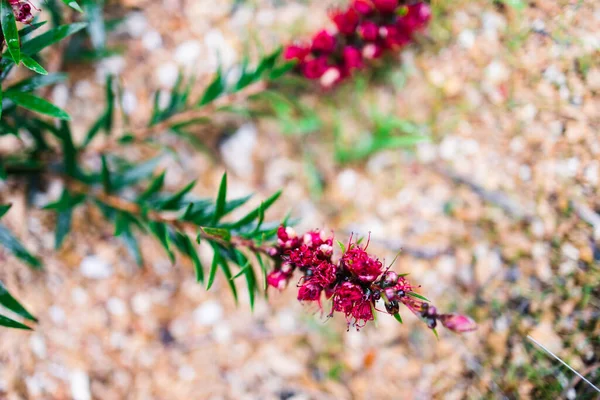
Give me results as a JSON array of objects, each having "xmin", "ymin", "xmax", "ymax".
[
  {"xmin": 55, "ymin": 209, "xmax": 73, "ymax": 250},
  {"xmin": 62, "ymin": 0, "xmax": 83, "ymax": 12},
  {"xmin": 431, "ymin": 328, "xmax": 439, "ymax": 340},
  {"xmin": 393, "ymin": 313, "xmax": 403, "ymax": 324},
  {"xmin": 198, "ymin": 69, "xmax": 224, "ymax": 106},
  {"xmin": 201, "ymin": 227, "xmax": 231, "ymax": 242},
  {"xmin": 114, "ymin": 212, "xmax": 143, "ymax": 266},
  {"xmin": 0, "ymin": 314, "xmax": 32, "ymax": 330},
  {"xmin": 407, "ymin": 292, "xmax": 430, "ymax": 302},
  {"xmin": 112, "ymin": 156, "xmax": 161, "ymax": 190},
  {"xmin": 230, "ymin": 190, "xmax": 281, "ymax": 229},
  {"xmin": 0, "ymin": 84, "xmax": 2, "ymax": 120},
  {"xmin": 158, "ymin": 180, "xmax": 196, "ymax": 210},
  {"xmin": 82, "ymin": 0, "xmax": 106, "ymax": 50},
  {"xmin": 21, "ymin": 56, "xmax": 48, "ymax": 75},
  {"xmin": 255, "ymin": 253, "xmax": 268, "ymax": 290},
  {"xmin": 138, "ymin": 171, "xmax": 166, "ymax": 202},
  {"xmin": 0, "ymin": 281, "xmax": 36, "ymax": 322},
  {"xmin": 173, "ymin": 232, "xmax": 204, "ymax": 283},
  {"xmin": 100, "ymin": 155, "xmax": 112, "ymax": 193},
  {"xmin": 1, "ymin": 0, "xmax": 21, "ymax": 65},
  {"xmin": 0, "ymin": 204, "xmax": 10, "ymax": 219},
  {"xmin": 269, "ymin": 61, "xmax": 296, "ymax": 80},
  {"xmin": 0, "ymin": 224, "xmax": 41, "ymax": 268},
  {"xmin": 212, "ymin": 173, "xmax": 227, "ymax": 224},
  {"xmin": 211, "ymin": 245, "xmax": 237, "ymax": 303},
  {"xmin": 8, "ymin": 73, "xmax": 67, "ymax": 92},
  {"xmin": 148, "ymin": 221, "xmax": 174, "ymax": 263},
  {"xmin": 4, "ymin": 91, "xmax": 70, "ymax": 120},
  {"xmin": 206, "ymin": 251, "xmax": 219, "ymax": 290},
  {"xmin": 21, "ymin": 22, "xmax": 87, "ymax": 55},
  {"xmin": 336, "ymin": 240, "xmax": 346, "ymax": 253},
  {"xmin": 18, "ymin": 21, "xmax": 46, "ymax": 38}
]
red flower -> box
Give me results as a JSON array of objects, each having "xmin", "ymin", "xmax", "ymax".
[
  {"xmin": 381, "ymin": 25, "xmax": 411, "ymax": 49},
  {"xmin": 330, "ymin": 7, "xmax": 360, "ymax": 35},
  {"xmin": 11, "ymin": 1, "xmax": 34, "ymax": 23},
  {"xmin": 332, "ymin": 282, "xmax": 364, "ymax": 315},
  {"xmin": 351, "ymin": 298, "xmax": 375, "ymax": 327},
  {"xmin": 302, "ymin": 229, "xmax": 333, "ymax": 249},
  {"xmin": 400, "ymin": 3, "xmax": 432, "ymax": 31},
  {"xmin": 311, "ymin": 30, "xmax": 336, "ymax": 53},
  {"xmin": 288, "ymin": 244, "xmax": 316, "ymax": 269},
  {"xmin": 439, "ymin": 314, "xmax": 478, "ymax": 333},
  {"xmin": 267, "ymin": 270, "xmax": 290, "ymax": 290},
  {"xmin": 357, "ymin": 21, "xmax": 379, "ymax": 41},
  {"xmin": 341, "ymin": 245, "xmax": 383, "ymax": 283},
  {"xmin": 277, "ymin": 226, "xmax": 300, "ymax": 249},
  {"xmin": 373, "ymin": 0, "xmax": 398, "ymax": 13},
  {"xmin": 362, "ymin": 43, "xmax": 384, "ymax": 59},
  {"xmin": 310, "ymin": 261, "xmax": 337, "ymax": 287},
  {"xmin": 343, "ymin": 46, "xmax": 363, "ymax": 71},
  {"xmin": 283, "ymin": 44, "xmax": 310, "ymax": 61},
  {"xmin": 352, "ymin": 0, "xmax": 374, "ymax": 15},
  {"xmin": 298, "ymin": 282, "xmax": 323, "ymax": 302}
]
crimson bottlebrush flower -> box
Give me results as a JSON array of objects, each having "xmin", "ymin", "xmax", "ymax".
[
  {"xmin": 302, "ymin": 57, "xmax": 329, "ymax": 79},
  {"xmin": 357, "ymin": 21, "xmax": 379, "ymax": 41},
  {"xmin": 284, "ymin": 1, "xmax": 431, "ymax": 87},
  {"xmin": 267, "ymin": 270, "xmax": 290, "ymax": 290},
  {"xmin": 341, "ymin": 244, "xmax": 383, "ymax": 283},
  {"xmin": 373, "ymin": 0, "xmax": 399, "ymax": 13},
  {"xmin": 269, "ymin": 226, "xmax": 476, "ymax": 333},
  {"xmin": 311, "ymin": 30, "xmax": 336, "ymax": 53},
  {"xmin": 343, "ymin": 46, "xmax": 363, "ymax": 71},
  {"xmin": 283, "ymin": 44, "xmax": 310, "ymax": 61},
  {"xmin": 330, "ymin": 7, "xmax": 360, "ymax": 35},
  {"xmin": 352, "ymin": 0, "xmax": 375, "ymax": 15},
  {"xmin": 297, "ymin": 282, "xmax": 323, "ymax": 302},
  {"xmin": 439, "ymin": 314, "xmax": 478, "ymax": 333}
]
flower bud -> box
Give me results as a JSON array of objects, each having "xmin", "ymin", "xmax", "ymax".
[
  {"xmin": 382, "ymin": 271, "xmax": 398, "ymax": 286},
  {"xmin": 385, "ymin": 300, "xmax": 399, "ymax": 314},
  {"xmin": 439, "ymin": 313, "xmax": 477, "ymax": 333}
]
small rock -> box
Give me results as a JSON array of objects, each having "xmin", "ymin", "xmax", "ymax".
[
  {"xmin": 80, "ymin": 256, "xmax": 113, "ymax": 279},
  {"xmin": 156, "ymin": 63, "xmax": 179, "ymax": 88},
  {"xmin": 70, "ymin": 370, "xmax": 91, "ymax": 400},
  {"xmin": 131, "ymin": 293, "xmax": 152, "ymax": 315},
  {"xmin": 174, "ymin": 40, "xmax": 202, "ymax": 67},
  {"xmin": 107, "ymin": 297, "xmax": 127, "ymax": 316},
  {"xmin": 457, "ymin": 29, "xmax": 475, "ymax": 49},
  {"xmin": 194, "ymin": 300, "xmax": 223, "ymax": 326},
  {"xmin": 29, "ymin": 334, "xmax": 47, "ymax": 358},
  {"xmin": 125, "ymin": 12, "xmax": 147, "ymax": 38},
  {"xmin": 220, "ymin": 123, "xmax": 257, "ymax": 178},
  {"xmin": 142, "ymin": 30, "xmax": 163, "ymax": 51}
]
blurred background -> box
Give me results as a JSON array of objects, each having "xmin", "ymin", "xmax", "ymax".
[{"xmin": 0, "ymin": 0, "xmax": 599, "ymax": 398}]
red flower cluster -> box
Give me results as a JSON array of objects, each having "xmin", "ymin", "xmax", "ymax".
[
  {"xmin": 9, "ymin": 0, "xmax": 35, "ymax": 23},
  {"xmin": 268, "ymin": 226, "xmax": 477, "ymax": 333},
  {"xmin": 283, "ymin": 0, "xmax": 431, "ymax": 87}
]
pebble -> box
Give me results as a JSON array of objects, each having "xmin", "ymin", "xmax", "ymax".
[
  {"xmin": 80, "ymin": 256, "xmax": 113, "ymax": 279},
  {"xmin": 457, "ymin": 29, "xmax": 476, "ymax": 49},
  {"xmin": 70, "ymin": 370, "xmax": 91, "ymax": 400},
  {"xmin": 194, "ymin": 300, "xmax": 223, "ymax": 326},
  {"xmin": 220, "ymin": 123, "xmax": 257, "ymax": 178},
  {"xmin": 131, "ymin": 293, "xmax": 152, "ymax": 315},
  {"xmin": 29, "ymin": 334, "xmax": 47, "ymax": 358},
  {"xmin": 142, "ymin": 30, "xmax": 163, "ymax": 50},
  {"xmin": 174, "ymin": 40, "xmax": 203, "ymax": 67},
  {"xmin": 107, "ymin": 297, "xmax": 127, "ymax": 316},
  {"xmin": 125, "ymin": 12, "xmax": 147, "ymax": 38},
  {"xmin": 51, "ymin": 84, "xmax": 69, "ymax": 109},
  {"xmin": 121, "ymin": 90, "xmax": 138, "ymax": 115},
  {"xmin": 156, "ymin": 63, "xmax": 179, "ymax": 88}
]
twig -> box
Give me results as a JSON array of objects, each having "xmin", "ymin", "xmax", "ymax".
[
  {"xmin": 433, "ymin": 164, "xmax": 535, "ymax": 221},
  {"xmin": 92, "ymin": 81, "xmax": 267, "ymax": 154},
  {"xmin": 527, "ymin": 335, "xmax": 600, "ymax": 394},
  {"xmin": 65, "ymin": 179, "xmax": 274, "ymax": 257}
]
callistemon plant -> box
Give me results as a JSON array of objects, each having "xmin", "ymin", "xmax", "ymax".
[
  {"xmin": 268, "ymin": 227, "xmax": 477, "ymax": 333},
  {"xmin": 284, "ymin": 0, "xmax": 431, "ymax": 87}
]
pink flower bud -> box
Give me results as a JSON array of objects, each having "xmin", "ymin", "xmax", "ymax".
[
  {"xmin": 267, "ymin": 270, "xmax": 289, "ymax": 290},
  {"xmin": 311, "ymin": 30, "xmax": 336, "ymax": 53},
  {"xmin": 401, "ymin": 3, "xmax": 432, "ymax": 31},
  {"xmin": 342, "ymin": 46, "xmax": 363, "ymax": 71},
  {"xmin": 362, "ymin": 43, "xmax": 384, "ymax": 60},
  {"xmin": 352, "ymin": 0, "xmax": 374, "ymax": 15},
  {"xmin": 373, "ymin": 0, "xmax": 398, "ymax": 13},
  {"xmin": 440, "ymin": 313, "xmax": 477, "ymax": 333},
  {"xmin": 320, "ymin": 67, "xmax": 342, "ymax": 88},
  {"xmin": 357, "ymin": 21, "xmax": 379, "ymax": 41},
  {"xmin": 283, "ymin": 44, "xmax": 310, "ymax": 61},
  {"xmin": 329, "ymin": 8, "xmax": 359, "ymax": 35}
]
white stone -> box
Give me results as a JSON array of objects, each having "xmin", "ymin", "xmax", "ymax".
[
  {"xmin": 584, "ymin": 161, "xmax": 599, "ymax": 186},
  {"xmin": 125, "ymin": 12, "xmax": 147, "ymax": 38},
  {"xmin": 457, "ymin": 29, "xmax": 475, "ymax": 49},
  {"xmin": 194, "ymin": 300, "xmax": 223, "ymax": 326},
  {"xmin": 49, "ymin": 306, "xmax": 66, "ymax": 324},
  {"xmin": 256, "ymin": 9, "xmax": 275, "ymax": 26},
  {"xmin": 121, "ymin": 90, "xmax": 137, "ymax": 115},
  {"xmin": 337, "ymin": 169, "xmax": 359, "ymax": 198},
  {"xmin": 73, "ymin": 80, "xmax": 93, "ymax": 98},
  {"xmin": 29, "ymin": 334, "xmax": 47, "ymax": 358},
  {"xmin": 485, "ymin": 60, "xmax": 509, "ymax": 84},
  {"xmin": 156, "ymin": 63, "xmax": 179, "ymax": 88},
  {"xmin": 277, "ymin": 309, "xmax": 297, "ymax": 333},
  {"xmin": 51, "ymin": 84, "xmax": 69, "ymax": 109},
  {"xmin": 142, "ymin": 30, "xmax": 162, "ymax": 51},
  {"xmin": 416, "ymin": 142, "xmax": 437, "ymax": 163},
  {"xmin": 80, "ymin": 256, "xmax": 113, "ymax": 279},
  {"xmin": 174, "ymin": 40, "xmax": 202, "ymax": 67},
  {"xmin": 71, "ymin": 287, "xmax": 89, "ymax": 305},
  {"xmin": 107, "ymin": 297, "xmax": 127, "ymax": 316},
  {"xmin": 131, "ymin": 293, "xmax": 152, "ymax": 315},
  {"xmin": 70, "ymin": 370, "xmax": 91, "ymax": 400},
  {"xmin": 96, "ymin": 56, "xmax": 126, "ymax": 80},
  {"xmin": 178, "ymin": 365, "xmax": 196, "ymax": 381},
  {"xmin": 220, "ymin": 123, "xmax": 257, "ymax": 178},
  {"xmin": 561, "ymin": 243, "xmax": 580, "ymax": 261},
  {"xmin": 212, "ymin": 323, "xmax": 232, "ymax": 344}
]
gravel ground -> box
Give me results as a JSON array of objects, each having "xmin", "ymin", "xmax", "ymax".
[{"xmin": 0, "ymin": 0, "xmax": 599, "ymax": 399}]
